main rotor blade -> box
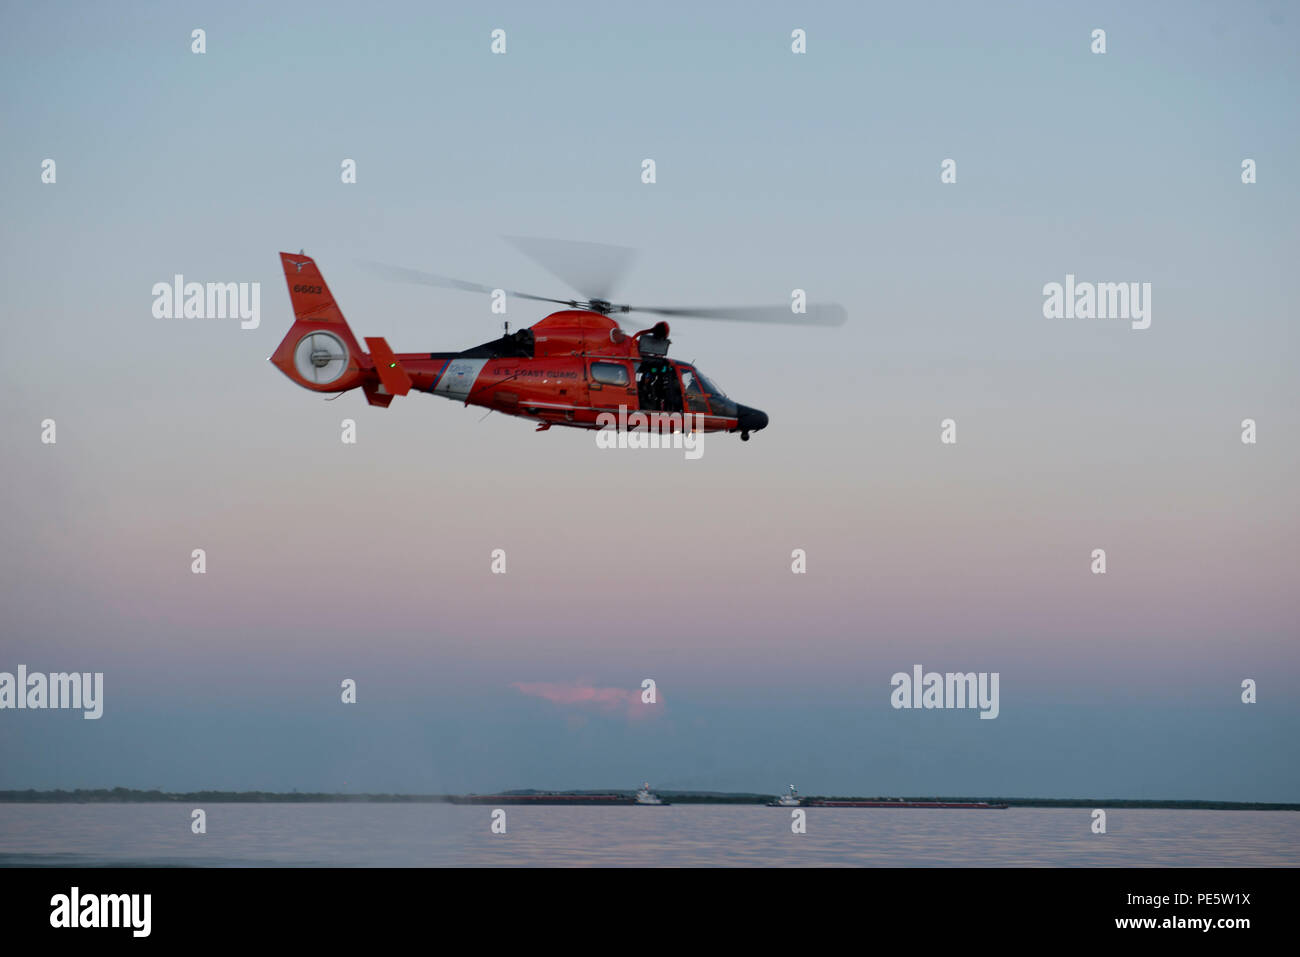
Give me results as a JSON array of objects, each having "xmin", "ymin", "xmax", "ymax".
[
  {"xmin": 502, "ymin": 235, "xmax": 637, "ymax": 302},
  {"xmin": 359, "ymin": 260, "xmax": 573, "ymax": 308},
  {"xmin": 361, "ymin": 254, "xmax": 847, "ymax": 328},
  {"xmin": 626, "ymin": 302, "xmax": 848, "ymax": 327}
]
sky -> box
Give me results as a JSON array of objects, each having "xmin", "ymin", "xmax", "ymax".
[{"xmin": 0, "ymin": 1, "xmax": 1296, "ymax": 801}]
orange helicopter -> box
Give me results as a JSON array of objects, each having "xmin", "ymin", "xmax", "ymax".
[{"xmin": 270, "ymin": 238, "xmax": 846, "ymax": 441}]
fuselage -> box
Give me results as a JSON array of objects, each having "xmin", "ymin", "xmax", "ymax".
[{"xmin": 389, "ymin": 310, "xmax": 764, "ymax": 434}]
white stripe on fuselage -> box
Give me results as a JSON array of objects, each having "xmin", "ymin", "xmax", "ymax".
[{"xmin": 433, "ymin": 358, "xmax": 489, "ymax": 399}]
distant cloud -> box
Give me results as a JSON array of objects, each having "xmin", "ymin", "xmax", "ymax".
[{"xmin": 511, "ymin": 681, "xmax": 662, "ymax": 721}]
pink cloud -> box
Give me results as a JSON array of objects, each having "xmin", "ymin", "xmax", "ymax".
[{"xmin": 511, "ymin": 680, "xmax": 663, "ymax": 720}]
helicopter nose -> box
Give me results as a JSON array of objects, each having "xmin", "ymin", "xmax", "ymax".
[{"xmin": 736, "ymin": 404, "xmax": 768, "ymax": 435}]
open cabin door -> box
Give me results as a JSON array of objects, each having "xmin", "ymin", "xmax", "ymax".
[{"xmin": 635, "ymin": 358, "xmax": 683, "ymax": 413}]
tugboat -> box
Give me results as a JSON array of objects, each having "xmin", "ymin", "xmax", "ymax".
[
  {"xmin": 634, "ymin": 782, "xmax": 669, "ymax": 805},
  {"xmin": 767, "ymin": 785, "xmax": 803, "ymax": 807}
]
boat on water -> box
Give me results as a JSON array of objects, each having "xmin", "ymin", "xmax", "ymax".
[
  {"xmin": 767, "ymin": 785, "xmax": 803, "ymax": 807},
  {"xmin": 634, "ymin": 782, "xmax": 669, "ymax": 805}
]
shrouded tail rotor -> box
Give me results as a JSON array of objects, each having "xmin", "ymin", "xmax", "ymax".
[{"xmin": 293, "ymin": 330, "xmax": 349, "ymax": 385}]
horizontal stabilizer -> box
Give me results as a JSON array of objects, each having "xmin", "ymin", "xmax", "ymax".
[{"xmin": 365, "ymin": 337, "xmax": 412, "ymax": 396}]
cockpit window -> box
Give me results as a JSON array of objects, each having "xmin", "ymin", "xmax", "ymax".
[
  {"xmin": 681, "ymin": 365, "xmax": 725, "ymax": 397},
  {"xmin": 677, "ymin": 365, "xmax": 710, "ymax": 414},
  {"xmin": 696, "ymin": 371, "xmax": 725, "ymax": 397}
]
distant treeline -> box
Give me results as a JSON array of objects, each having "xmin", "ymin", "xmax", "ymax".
[
  {"xmin": 810, "ymin": 797, "xmax": 1300, "ymax": 811},
  {"xmin": 0, "ymin": 788, "xmax": 1295, "ymax": 810},
  {"xmin": 0, "ymin": 789, "xmax": 446, "ymax": 804}
]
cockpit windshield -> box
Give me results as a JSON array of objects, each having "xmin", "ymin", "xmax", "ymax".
[
  {"xmin": 673, "ymin": 363, "xmax": 737, "ymax": 419},
  {"xmin": 690, "ymin": 368, "xmax": 726, "ymax": 397}
]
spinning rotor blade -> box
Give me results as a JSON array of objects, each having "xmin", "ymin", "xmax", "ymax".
[
  {"xmin": 363, "ymin": 243, "xmax": 847, "ymax": 328},
  {"xmin": 359, "ymin": 260, "xmax": 573, "ymax": 308},
  {"xmin": 622, "ymin": 302, "xmax": 847, "ymax": 327},
  {"xmin": 502, "ymin": 235, "xmax": 637, "ymax": 302}
]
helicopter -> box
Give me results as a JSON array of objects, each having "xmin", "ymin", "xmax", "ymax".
[{"xmin": 270, "ymin": 238, "xmax": 846, "ymax": 441}]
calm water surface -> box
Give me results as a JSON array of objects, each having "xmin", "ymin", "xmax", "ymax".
[{"xmin": 1, "ymin": 805, "xmax": 1295, "ymax": 867}]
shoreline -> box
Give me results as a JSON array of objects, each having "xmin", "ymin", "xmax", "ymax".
[{"xmin": 2, "ymin": 789, "xmax": 1297, "ymax": 810}]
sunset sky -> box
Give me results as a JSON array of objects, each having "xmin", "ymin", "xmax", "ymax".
[{"xmin": 1, "ymin": 1, "xmax": 1296, "ymax": 800}]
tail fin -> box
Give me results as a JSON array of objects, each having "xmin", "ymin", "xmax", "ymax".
[
  {"xmin": 280, "ymin": 253, "xmax": 351, "ymax": 327},
  {"xmin": 270, "ymin": 252, "xmax": 367, "ymax": 393}
]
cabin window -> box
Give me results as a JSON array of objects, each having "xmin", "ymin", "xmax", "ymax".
[{"xmin": 591, "ymin": 361, "xmax": 630, "ymax": 387}]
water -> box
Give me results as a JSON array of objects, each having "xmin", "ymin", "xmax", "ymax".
[{"xmin": 0, "ymin": 804, "xmax": 1295, "ymax": 867}]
